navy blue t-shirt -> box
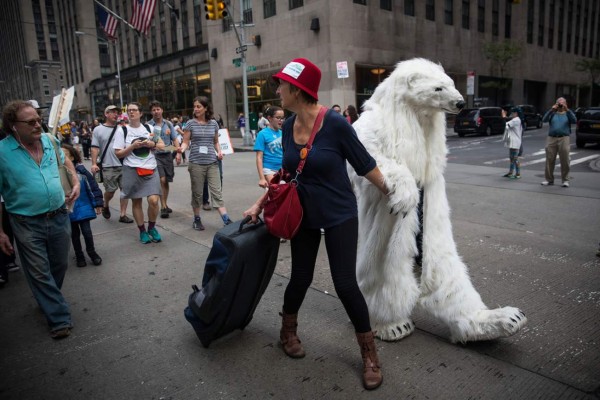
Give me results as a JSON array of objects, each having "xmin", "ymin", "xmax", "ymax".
[{"xmin": 282, "ymin": 110, "xmax": 376, "ymax": 229}]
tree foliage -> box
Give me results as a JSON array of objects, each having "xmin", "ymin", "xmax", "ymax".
[
  {"xmin": 482, "ymin": 40, "xmax": 522, "ymax": 78},
  {"xmin": 575, "ymin": 57, "xmax": 600, "ymax": 106}
]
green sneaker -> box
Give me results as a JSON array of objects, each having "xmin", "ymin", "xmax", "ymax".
[
  {"xmin": 147, "ymin": 227, "xmax": 162, "ymax": 242},
  {"xmin": 140, "ymin": 231, "xmax": 152, "ymax": 244}
]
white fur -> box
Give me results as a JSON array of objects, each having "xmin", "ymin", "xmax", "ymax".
[{"xmin": 351, "ymin": 58, "xmax": 527, "ymax": 343}]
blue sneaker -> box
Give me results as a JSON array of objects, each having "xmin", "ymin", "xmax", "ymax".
[
  {"xmin": 140, "ymin": 231, "xmax": 152, "ymax": 244},
  {"xmin": 147, "ymin": 227, "xmax": 162, "ymax": 242}
]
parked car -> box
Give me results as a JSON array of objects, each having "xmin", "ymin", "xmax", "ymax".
[
  {"xmin": 517, "ymin": 105, "xmax": 543, "ymax": 129},
  {"xmin": 575, "ymin": 107, "xmax": 600, "ymax": 148},
  {"xmin": 453, "ymin": 107, "xmax": 506, "ymax": 137}
]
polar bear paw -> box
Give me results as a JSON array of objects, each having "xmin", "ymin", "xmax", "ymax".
[
  {"xmin": 450, "ymin": 307, "xmax": 527, "ymax": 343},
  {"xmin": 387, "ymin": 180, "xmax": 420, "ymax": 216},
  {"xmin": 374, "ymin": 319, "xmax": 416, "ymax": 342}
]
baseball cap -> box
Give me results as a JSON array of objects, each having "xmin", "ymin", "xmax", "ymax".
[
  {"xmin": 273, "ymin": 58, "xmax": 321, "ymax": 101},
  {"xmin": 27, "ymin": 99, "xmax": 40, "ymax": 109},
  {"xmin": 105, "ymin": 105, "xmax": 118, "ymax": 113}
]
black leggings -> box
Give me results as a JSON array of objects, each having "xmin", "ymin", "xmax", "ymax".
[
  {"xmin": 283, "ymin": 216, "xmax": 371, "ymax": 333},
  {"xmin": 70, "ymin": 220, "xmax": 95, "ymax": 256}
]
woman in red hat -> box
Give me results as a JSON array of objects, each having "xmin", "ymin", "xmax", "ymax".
[{"xmin": 244, "ymin": 58, "xmax": 395, "ymax": 390}]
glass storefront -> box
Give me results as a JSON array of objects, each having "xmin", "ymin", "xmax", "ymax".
[
  {"xmin": 90, "ymin": 63, "xmax": 211, "ymax": 120},
  {"xmin": 355, "ymin": 64, "xmax": 393, "ymax": 110}
]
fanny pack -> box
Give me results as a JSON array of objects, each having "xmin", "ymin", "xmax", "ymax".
[{"xmin": 136, "ymin": 167, "xmax": 154, "ymax": 176}]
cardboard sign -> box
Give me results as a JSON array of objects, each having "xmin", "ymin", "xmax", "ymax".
[{"xmin": 218, "ymin": 129, "xmax": 234, "ymax": 155}]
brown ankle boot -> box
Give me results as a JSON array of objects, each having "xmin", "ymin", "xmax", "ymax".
[
  {"xmin": 356, "ymin": 331, "xmax": 383, "ymax": 390},
  {"xmin": 279, "ymin": 310, "xmax": 305, "ymax": 358}
]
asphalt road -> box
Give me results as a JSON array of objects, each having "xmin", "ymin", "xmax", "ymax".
[{"xmin": 0, "ymin": 135, "xmax": 599, "ymax": 399}]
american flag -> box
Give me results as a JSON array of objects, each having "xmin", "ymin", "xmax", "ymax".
[
  {"xmin": 96, "ymin": 5, "xmax": 118, "ymax": 40},
  {"xmin": 130, "ymin": 0, "xmax": 157, "ymax": 36}
]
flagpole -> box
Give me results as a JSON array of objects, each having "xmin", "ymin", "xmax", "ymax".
[{"xmin": 94, "ymin": 0, "xmax": 138, "ymax": 31}]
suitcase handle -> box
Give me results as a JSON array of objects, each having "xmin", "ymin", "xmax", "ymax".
[{"xmin": 238, "ymin": 215, "xmax": 263, "ymax": 233}]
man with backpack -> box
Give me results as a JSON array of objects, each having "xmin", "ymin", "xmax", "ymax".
[{"xmin": 90, "ymin": 105, "xmax": 133, "ymax": 223}]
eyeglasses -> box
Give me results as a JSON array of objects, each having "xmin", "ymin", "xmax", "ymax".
[
  {"xmin": 127, "ymin": 109, "xmax": 139, "ymax": 113},
  {"xmin": 273, "ymin": 116, "xmax": 285, "ymax": 120},
  {"xmin": 16, "ymin": 118, "xmax": 42, "ymax": 127}
]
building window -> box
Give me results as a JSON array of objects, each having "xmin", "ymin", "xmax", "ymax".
[
  {"xmin": 558, "ymin": 0, "xmax": 564, "ymax": 50},
  {"xmin": 505, "ymin": 0, "xmax": 512, "ymax": 38},
  {"xmin": 477, "ymin": 0, "xmax": 485, "ymax": 32},
  {"xmin": 42, "ymin": 74, "xmax": 48, "ymax": 80},
  {"xmin": 426, "ymin": 0, "xmax": 435, "ymax": 21},
  {"xmin": 380, "ymin": 0, "xmax": 392, "ymax": 11},
  {"xmin": 548, "ymin": 0, "xmax": 555, "ymax": 48},
  {"xmin": 574, "ymin": 0, "xmax": 582, "ymax": 54},
  {"xmin": 405, "ymin": 0, "xmax": 415, "ymax": 16},
  {"xmin": 492, "ymin": 0, "xmax": 498, "ymax": 36},
  {"xmin": 45, "ymin": 90, "xmax": 50, "ymax": 95},
  {"xmin": 590, "ymin": 0, "xmax": 597, "ymax": 57},
  {"xmin": 264, "ymin": 0, "xmax": 276, "ymax": 17},
  {"xmin": 538, "ymin": 0, "xmax": 546, "ymax": 46},
  {"xmin": 289, "ymin": 0, "xmax": 303, "ymax": 10},
  {"xmin": 566, "ymin": 0, "xmax": 573, "ymax": 52},
  {"xmin": 354, "ymin": 0, "xmax": 367, "ymax": 4},
  {"xmin": 527, "ymin": 0, "xmax": 534, "ymax": 43},
  {"xmin": 194, "ymin": 0, "xmax": 203, "ymax": 44},
  {"xmin": 444, "ymin": 0, "xmax": 453, "ymax": 25},
  {"xmin": 243, "ymin": 0, "xmax": 253, "ymax": 24},
  {"xmin": 462, "ymin": 0, "xmax": 470, "ymax": 29},
  {"xmin": 181, "ymin": 0, "xmax": 190, "ymax": 49}
]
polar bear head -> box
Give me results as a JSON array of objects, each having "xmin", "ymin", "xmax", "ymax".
[{"xmin": 366, "ymin": 58, "xmax": 465, "ymax": 114}]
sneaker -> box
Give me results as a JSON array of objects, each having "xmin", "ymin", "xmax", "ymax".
[
  {"xmin": 6, "ymin": 262, "xmax": 19, "ymax": 272},
  {"xmin": 102, "ymin": 207, "xmax": 111, "ymax": 219},
  {"xmin": 119, "ymin": 215, "xmax": 134, "ymax": 223},
  {"xmin": 160, "ymin": 208, "xmax": 169, "ymax": 219},
  {"xmin": 541, "ymin": 181, "xmax": 553, "ymax": 186},
  {"xmin": 50, "ymin": 327, "xmax": 71, "ymax": 340},
  {"xmin": 88, "ymin": 251, "xmax": 102, "ymax": 266},
  {"xmin": 562, "ymin": 181, "xmax": 570, "ymax": 187},
  {"xmin": 166, "ymin": 206, "xmax": 173, "ymax": 213},
  {"xmin": 140, "ymin": 231, "xmax": 152, "ymax": 244},
  {"xmin": 502, "ymin": 173, "xmax": 513, "ymax": 178},
  {"xmin": 192, "ymin": 219, "xmax": 205, "ymax": 231},
  {"xmin": 509, "ymin": 175, "xmax": 521, "ymax": 179},
  {"xmin": 76, "ymin": 256, "xmax": 87, "ymax": 268},
  {"xmin": 202, "ymin": 203, "xmax": 212, "ymax": 211},
  {"xmin": 147, "ymin": 227, "xmax": 162, "ymax": 242}
]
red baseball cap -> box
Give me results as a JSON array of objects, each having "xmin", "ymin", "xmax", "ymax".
[{"xmin": 273, "ymin": 58, "xmax": 321, "ymax": 101}]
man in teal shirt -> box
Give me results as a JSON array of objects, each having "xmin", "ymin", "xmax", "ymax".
[
  {"xmin": 0, "ymin": 100, "xmax": 80, "ymax": 339},
  {"xmin": 541, "ymin": 97, "xmax": 577, "ymax": 187}
]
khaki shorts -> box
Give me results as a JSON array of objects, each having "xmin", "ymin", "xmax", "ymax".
[{"xmin": 102, "ymin": 166, "xmax": 123, "ymax": 193}]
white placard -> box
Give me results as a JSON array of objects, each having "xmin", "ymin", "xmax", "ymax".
[
  {"xmin": 336, "ymin": 61, "xmax": 349, "ymax": 79},
  {"xmin": 48, "ymin": 86, "xmax": 75, "ymax": 129},
  {"xmin": 466, "ymin": 71, "xmax": 475, "ymax": 96},
  {"xmin": 218, "ymin": 128, "xmax": 234, "ymax": 155}
]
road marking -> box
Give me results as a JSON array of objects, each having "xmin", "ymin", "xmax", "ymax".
[{"xmin": 570, "ymin": 154, "xmax": 600, "ymax": 165}]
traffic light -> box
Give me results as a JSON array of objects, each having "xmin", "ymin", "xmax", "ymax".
[
  {"xmin": 215, "ymin": 0, "xmax": 228, "ymax": 19},
  {"xmin": 204, "ymin": 0, "xmax": 217, "ymax": 20}
]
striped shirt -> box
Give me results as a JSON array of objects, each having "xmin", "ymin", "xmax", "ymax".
[{"xmin": 185, "ymin": 119, "xmax": 219, "ymax": 165}]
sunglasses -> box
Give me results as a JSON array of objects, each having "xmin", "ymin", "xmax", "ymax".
[{"xmin": 16, "ymin": 118, "xmax": 43, "ymax": 127}]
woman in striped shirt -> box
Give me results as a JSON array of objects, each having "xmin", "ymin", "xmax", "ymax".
[{"xmin": 179, "ymin": 96, "xmax": 233, "ymax": 230}]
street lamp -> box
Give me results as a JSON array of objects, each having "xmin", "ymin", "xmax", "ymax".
[{"xmin": 75, "ymin": 31, "xmax": 123, "ymax": 111}]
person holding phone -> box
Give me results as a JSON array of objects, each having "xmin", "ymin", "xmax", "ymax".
[{"xmin": 541, "ymin": 97, "xmax": 576, "ymax": 187}]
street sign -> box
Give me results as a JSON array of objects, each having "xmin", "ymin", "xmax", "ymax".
[
  {"xmin": 236, "ymin": 45, "xmax": 247, "ymax": 54},
  {"xmin": 466, "ymin": 71, "xmax": 475, "ymax": 95},
  {"xmin": 232, "ymin": 57, "xmax": 242, "ymax": 67},
  {"xmin": 246, "ymin": 65, "xmax": 257, "ymax": 72}
]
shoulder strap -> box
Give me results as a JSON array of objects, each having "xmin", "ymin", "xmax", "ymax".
[
  {"xmin": 143, "ymin": 123, "xmax": 151, "ymax": 133},
  {"xmin": 44, "ymin": 133, "xmax": 64, "ymax": 167},
  {"xmin": 296, "ymin": 106, "xmax": 327, "ymax": 174},
  {"xmin": 99, "ymin": 125, "xmax": 119, "ymax": 166}
]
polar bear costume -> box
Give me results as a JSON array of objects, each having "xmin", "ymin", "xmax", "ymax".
[{"xmin": 350, "ymin": 58, "xmax": 527, "ymax": 343}]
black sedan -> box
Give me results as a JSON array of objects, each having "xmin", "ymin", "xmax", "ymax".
[{"xmin": 576, "ymin": 107, "xmax": 600, "ymax": 148}]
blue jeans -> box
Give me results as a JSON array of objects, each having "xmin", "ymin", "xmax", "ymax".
[{"xmin": 9, "ymin": 208, "xmax": 72, "ymax": 331}]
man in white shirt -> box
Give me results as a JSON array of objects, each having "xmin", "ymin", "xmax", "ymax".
[
  {"xmin": 90, "ymin": 105, "xmax": 134, "ymax": 223},
  {"xmin": 114, "ymin": 102, "xmax": 165, "ymax": 244}
]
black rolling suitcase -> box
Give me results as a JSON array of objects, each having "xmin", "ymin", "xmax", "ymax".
[{"xmin": 184, "ymin": 217, "xmax": 280, "ymax": 347}]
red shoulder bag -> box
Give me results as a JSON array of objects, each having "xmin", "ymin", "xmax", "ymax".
[{"xmin": 263, "ymin": 106, "xmax": 327, "ymax": 239}]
